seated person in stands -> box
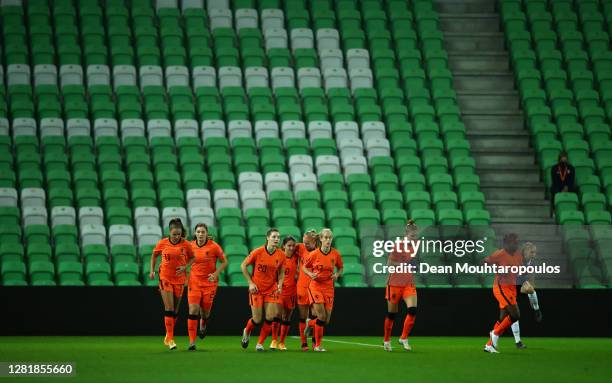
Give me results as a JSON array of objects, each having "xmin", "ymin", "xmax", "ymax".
[{"xmin": 550, "ymin": 151, "xmax": 575, "ymax": 216}]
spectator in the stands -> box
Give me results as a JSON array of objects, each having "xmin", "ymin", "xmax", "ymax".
[{"xmin": 550, "ymin": 151, "xmax": 575, "ymax": 216}]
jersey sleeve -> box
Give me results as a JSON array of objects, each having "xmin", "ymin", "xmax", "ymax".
[
  {"xmin": 244, "ymin": 248, "xmax": 259, "ymax": 265},
  {"xmin": 184, "ymin": 241, "xmax": 195, "ymax": 260},
  {"xmin": 335, "ymin": 250, "xmax": 344, "ymax": 270},
  {"xmin": 484, "ymin": 250, "xmax": 502, "ymax": 265},
  {"xmin": 214, "ymin": 242, "xmax": 226, "ymax": 261},
  {"xmin": 303, "ymin": 251, "xmax": 315, "ymax": 268},
  {"xmin": 153, "ymin": 239, "xmax": 166, "ymax": 255}
]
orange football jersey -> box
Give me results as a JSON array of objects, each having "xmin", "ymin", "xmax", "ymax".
[
  {"xmin": 154, "ymin": 238, "xmax": 194, "ymax": 284},
  {"xmin": 189, "ymin": 239, "xmax": 225, "ymax": 286},
  {"xmin": 485, "ymin": 249, "xmax": 524, "ymax": 287},
  {"xmin": 296, "ymin": 243, "xmax": 312, "ymax": 287},
  {"xmin": 281, "ymin": 254, "xmax": 298, "ymax": 296},
  {"xmin": 244, "ymin": 246, "xmax": 285, "ymax": 294},
  {"xmin": 304, "ymin": 247, "xmax": 344, "ymax": 290},
  {"xmin": 387, "ymin": 243, "xmax": 416, "ymax": 286}
]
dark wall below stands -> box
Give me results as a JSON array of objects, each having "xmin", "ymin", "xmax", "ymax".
[{"xmin": 2, "ymin": 287, "xmax": 611, "ymax": 337}]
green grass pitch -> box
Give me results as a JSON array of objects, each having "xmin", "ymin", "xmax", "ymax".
[{"xmin": 1, "ymin": 336, "xmax": 611, "ymax": 383}]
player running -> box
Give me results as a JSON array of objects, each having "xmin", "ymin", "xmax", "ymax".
[
  {"xmin": 302, "ymin": 228, "xmax": 344, "ymax": 352},
  {"xmin": 383, "ymin": 220, "xmax": 419, "ymax": 352},
  {"xmin": 186, "ymin": 223, "xmax": 227, "ymax": 350},
  {"xmin": 149, "ymin": 218, "xmax": 194, "ymax": 350},
  {"xmin": 240, "ymin": 228, "xmax": 286, "ymax": 351},
  {"xmin": 269, "ymin": 236, "xmax": 298, "ymax": 351},
  {"xmin": 483, "ymin": 233, "xmax": 523, "ymax": 353},
  {"xmin": 511, "ymin": 242, "xmax": 543, "ymax": 349},
  {"xmin": 295, "ymin": 230, "xmax": 320, "ymax": 350}
]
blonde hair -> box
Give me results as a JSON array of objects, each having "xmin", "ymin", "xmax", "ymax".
[
  {"xmin": 521, "ymin": 242, "xmax": 537, "ymax": 256},
  {"xmin": 319, "ymin": 228, "xmax": 333, "ymax": 240}
]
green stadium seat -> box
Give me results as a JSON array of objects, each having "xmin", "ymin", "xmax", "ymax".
[
  {"xmin": 29, "ymin": 261, "xmax": 55, "ymax": 286},
  {"xmin": 86, "ymin": 262, "xmax": 112, "ymax": 285},
  {"xmin": 24, "ymin": 225, "xmax": 50, "ymax": 244},
  {"xmin": 296, "ymin": 190, "xmax": 321, "ymax": 209},
  {"xmin": 2, "ymin": 260, "xmax": 27, "ymax": 286}
]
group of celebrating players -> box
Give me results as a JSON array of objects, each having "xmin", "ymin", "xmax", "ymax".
[{"xmin": 148, "ymin": 218, "xmax": 542, "ymax": 353}]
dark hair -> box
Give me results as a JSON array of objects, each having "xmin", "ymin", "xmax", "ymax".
[
  {"xmin": 193, "ymin": 222, "xmax": 213, "ymax": 241},
  {"xmin": 282, "ymin": 235, "xmax": 296, "ymax": 246},
  {"xmin": 169, "ymin": 218, "xmax": 186, "ymax": 238},
  {"xmin": 558, "ymin": 151, "xmax": 568, "ymax": 161},
  {"xmin": 503, "ymin": 233, "xmax": 519, "ymax": 252}
]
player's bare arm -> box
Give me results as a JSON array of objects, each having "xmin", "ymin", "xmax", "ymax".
[
  {"xmin": 277, "ymin": 264, "xmax": 286, "ymax": 294},
  {"xmin": 210, "ymin": 256, "xmax": 228, "ymax": 282},
  {"xmin": 149, "ymin": 251, "xmax": 161, "ymax": 280},
  {"xmin": 241, "ymin": 258, "xmax": 258, "ymax": 293}
]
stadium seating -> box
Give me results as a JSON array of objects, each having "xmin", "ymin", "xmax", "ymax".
[
  {"xmin": 500, "ymin": 0, "xmax": 612, "ymax": 287},
  {"xmin": 0, "ymin": 0, "xmax": 500, "ymax": 288}
]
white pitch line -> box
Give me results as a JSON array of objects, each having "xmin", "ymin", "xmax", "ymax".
[{"xmin": 290, "ymin": 336, "xmax": 383, "ymax": 348}]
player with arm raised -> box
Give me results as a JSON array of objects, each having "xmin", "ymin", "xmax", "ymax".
[
  {"xmin": 511, "ymin": 242, "xmax": 543, "ymax": 349},
  {"xmin": 240, "ymin": 228, "xmax": 286, "ymax": 351},
  {"xmin": 383, "ymin": 220, "xmax": 419, "ymax": 352},
  {"xmin": 302, "ymin": 228, "xmax": 343, "ymax": 352},
  {"xmin": 186, "ymin": 223, "xmax": 227, "ymax": 350},
  {"xmin": 483, "ymin": 233, "xmax": 523, "ymax": 353},
  {"xmin": 149, "ymin": 218, "xmax": 193, "ymax": 350}
]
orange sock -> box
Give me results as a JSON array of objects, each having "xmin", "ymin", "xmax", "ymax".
[
  {"xmin": 299, "ymin": 320, "xmax": 307, "ymax": 343},
  {"xmin": 494, "ymin": 316, "xmax": 512, "ymax": 336},
  {"xmin": 258, "ymin": 320, "xmax": 272, "ymax": 344},
  {"xmin": 164, "ymin": 311, "xmax": 175, "ymax": 341},
  {"xmin": 245, "ymin": 318, "xmax": 257, "ymax": 335},
  {"xmin": 308, "ymin": 319, "xmax": 316, "ymax": 328},
  {"xmin": 400, "ymin": 314, "xmax": 416, "ymax": 339},
  {"xmin": 200, "ymin": 317, "xmax": 208, "ymax": 329},
  {"xmin": 187, "ymin": 314, "xmax": 198, "ymax": 343},
  {"xmin": 314, "ymin": 320, "xmax": 325, "ymax": 348},
  {"xmin": 272, "ymin": 319, "xmax": 280, "ymax": 342},
  {"xmin": 280, "ymin": 321, "xmax": 290, "ymax": 343},
  {"xmin": 384, "ymin": 317, "xmax": 394, "ymax": 342}
]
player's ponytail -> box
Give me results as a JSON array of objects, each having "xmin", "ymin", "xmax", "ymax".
[{"xmin": 313, "ymin": 233, "xmax": 322, "ymax": 249}]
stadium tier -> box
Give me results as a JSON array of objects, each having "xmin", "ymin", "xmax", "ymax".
[
  {"xmin": 498, "ymin": 0, "xmax": 612, "ymax": 287},
  {"xmin": 0, "ymin": 0, "xmax": 609, "ymax": 288}
]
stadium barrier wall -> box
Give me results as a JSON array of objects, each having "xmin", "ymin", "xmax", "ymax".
[{"xmin": 2, "ymin": 287, "xmax": 611, "ymax": 337}]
